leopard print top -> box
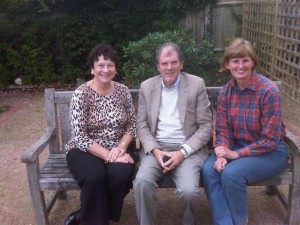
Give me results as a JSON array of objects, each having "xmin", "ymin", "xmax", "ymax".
[{"xmin": 65, "ymin": 82, "xmax": 136, "ymax": 153}]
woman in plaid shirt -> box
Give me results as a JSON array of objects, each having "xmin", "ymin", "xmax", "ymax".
[{"xmin": 202, "ymin": 38, "xmax": 288, "ymax": 225}]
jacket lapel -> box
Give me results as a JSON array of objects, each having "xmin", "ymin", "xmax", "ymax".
[
  {"xmin": 150, "ymin": 79, "xmax": 162, "ymax": 133},
  {"xmin": 178, "ymin": 74, "xmax": 188, "ymax": 126}
]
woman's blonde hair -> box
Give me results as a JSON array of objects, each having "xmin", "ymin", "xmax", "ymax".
[{"xmin": 220, "ymin": 38, "xmax": 257, "ymax": 72}]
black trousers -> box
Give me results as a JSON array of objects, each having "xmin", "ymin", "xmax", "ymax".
[{"xmin": 66, "ymin": 148, "xmax": 134, "ymax": 225}]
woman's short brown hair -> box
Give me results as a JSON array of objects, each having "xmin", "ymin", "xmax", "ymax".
[
  {"xmin": 220, "ymin": 38, "xmax": 257, "ymax": 72},
  {"xmin": 87, "ymin": 43, "xmax": 119, "ymax": 69}
]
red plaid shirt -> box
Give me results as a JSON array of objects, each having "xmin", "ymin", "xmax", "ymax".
[{"xmin": 215, "ymin": 71, "xmax": 286, "ymax": 157}]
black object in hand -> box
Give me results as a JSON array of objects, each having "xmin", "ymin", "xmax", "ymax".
[{"xmin": 163, "ymin": 156, "xmax": 171, "ymax": 163}]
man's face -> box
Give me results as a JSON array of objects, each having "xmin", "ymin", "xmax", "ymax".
[{"xmin": 157, "ymin": 48, "xmax": 183, "ymax": 88}]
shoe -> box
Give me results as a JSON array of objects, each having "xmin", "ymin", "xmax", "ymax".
[{"xmin": 64, "ymin": 210, "xmax": 80, "ymax": 225}]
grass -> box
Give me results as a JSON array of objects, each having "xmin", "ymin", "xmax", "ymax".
[{"xmin": 0, "ymin": 105, "xmax": 10, "ymax": 114}]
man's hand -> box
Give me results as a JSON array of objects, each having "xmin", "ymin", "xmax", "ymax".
[
  {"xmin": 153, "ymin": 148, "xmax": 170, "ymax": 171},
  {"xmin": 163, "ymin": 150, "xmax": 184, "ymax": 172},
  {"xmin": 153, "ymin": 149, "xmax": 184, "ymax": 173}
]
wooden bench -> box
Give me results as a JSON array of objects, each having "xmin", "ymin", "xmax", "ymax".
[{"xmin": 21, "ymin": 83, "xmax": 300, "ymax": 225}]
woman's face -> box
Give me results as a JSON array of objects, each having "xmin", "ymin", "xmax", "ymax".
[
  {"xmin": 91, "ymin": 55, "xmax": 116, "ymax": 85},
  {"xmin": 226, "ymin": 56, "xmax": 254, "ymax": 83}
]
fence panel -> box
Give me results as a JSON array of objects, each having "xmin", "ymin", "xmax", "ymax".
[
  {"xmin": 178, "ymin": 1, "xmax": 243, "ymax": 51},
  {"xmin": 212, "ymin": 1, "xmax": 244, "ymax": 51},
  {"xmin": 274, "ymin": 1, "xmax": 300, "ymax": 104},
  {"xmin": 243, "ymin": 0, "xmax": 300, "ymax": 106}
]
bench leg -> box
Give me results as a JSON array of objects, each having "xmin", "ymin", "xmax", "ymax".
[
  {"xmin": 26, "ymin": 162, "xmax": 50, "ymax": 225},
  {"xmin": 264, "ymin": 185, "xmax": 276, "ymax": 196},
  {"xmin": 286, "ymin": 155, "xmax": 300, "ymax": 225},
  {"xmin": 58, "ymin": 190, "xmax": 68, "ymax": 200}
]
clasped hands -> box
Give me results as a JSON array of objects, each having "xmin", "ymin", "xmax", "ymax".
[
  {"xmin": 153, "ymin": 148, "xmax": 184, "ymax": 173},
  {"xmin": 214, "ymin": 146, "xmax": 239, "ymax": 172},
  {"xmin": 107, "ymin": 147, "xmax": 134, "ymax": 164}
]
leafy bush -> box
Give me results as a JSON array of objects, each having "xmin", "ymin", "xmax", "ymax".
[
  {"xmin": 0, "ymin": 43, "xmax": 12, "ymax": 88},
  {"xmin": 159, "ymin": 0, "xmax": 218, "ymax": 11},
  {"xmin": 0, "ymin": 1, "xmax": 180, "ymax": 87},
  {"xmin": 0, "ymin": 104, "xmax": 10, "ymax": 114},
  {"xmin": 122, "ymin": 30, "xmax": 224, "ymax": 88},
  {"xmin": 197, "ymin": 40, "xmax": 230, "ymax": 86},
  {"xmin": 7, "ymin": 45, "xmax": 56, "ymax": 85},
  {"xmin": 0, "ymin": 0, "xmax": 219, "ymax": 88}
]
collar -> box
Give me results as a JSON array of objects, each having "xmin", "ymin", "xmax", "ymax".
[
  {"xmin": 229, "ymin": 70, "xmax": 256, "ymax": 91},
  {"xmin": 161, "ymin": 74, "xmax": 181, "ymax": 90}
]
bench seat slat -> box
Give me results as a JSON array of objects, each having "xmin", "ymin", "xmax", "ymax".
[
  {"xmin": 41, "ymin": 168, "xmax": 71, "ymax": 174},
  {"xmin": 40, "ymin": 178, "xmax": 79, "ymax": 191},
  {"xmin": 40, "ymin": 173, "xmax": 74, "ymax": 179},
  {"xmin": 39, "ymin": 154, "xmax": 293, "ymax": 191}
]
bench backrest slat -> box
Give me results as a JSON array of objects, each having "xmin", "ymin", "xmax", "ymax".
[{"xmin": 59, "ymin": 103, "xmax": 71, "ymax": 149}]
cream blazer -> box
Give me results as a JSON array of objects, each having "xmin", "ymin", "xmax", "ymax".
[{"xmin": 136, "ymin": 72, "xmax": 213, "ymax": 160}]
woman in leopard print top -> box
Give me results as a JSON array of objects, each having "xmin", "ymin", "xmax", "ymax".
[
  {"xmin": 64, "ymin": 44, "xmax": 136, "ymax": 225},
  {"xmin": 66, "ymin": 82, "xmax": 136, "ymax": 153}
]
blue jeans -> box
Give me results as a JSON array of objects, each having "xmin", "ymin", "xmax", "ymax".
[{"xmin": 202, "ymin": 140, "xmax": 288, "ymax": 225}]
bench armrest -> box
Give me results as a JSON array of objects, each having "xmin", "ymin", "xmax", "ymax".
[
  {"xmin": 284, "ymin": 129, "xmax": 300, "ymax": 155},
  {"xmin": 21, "ymin": 126, "xmax": 56, "ymax": 163}
]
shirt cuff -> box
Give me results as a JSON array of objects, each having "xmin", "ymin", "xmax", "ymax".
[
  {"xmin": 181, "ymin": 144, "xmax": 196, "ymax": 157},
  {"xmin": 147, "ymin": 149, "xmax": 154, "ymax": 155}
]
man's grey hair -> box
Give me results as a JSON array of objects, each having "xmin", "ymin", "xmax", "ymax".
[{"xmin": 155, "ymin": 42, "xmax": 184, "ymax": 64}]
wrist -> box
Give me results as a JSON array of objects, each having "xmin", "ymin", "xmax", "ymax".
[
  {"xmin": 152, "ymin": 148, "xmax": 162, "ymax": 155},
  {"xmin": 180, "ymin": 148, "xmax": 188, "ymax": 158},
  {"xmin": 233, "ymin": 151, "xmax": 240, "ymax": 159},
  {"xmin": 118, "ymin": 142, "xmax": 128, "ymax": 150}
]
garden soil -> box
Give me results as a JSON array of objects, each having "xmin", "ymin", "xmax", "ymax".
[{"xmin": 0, "ymin": 89, "xmax": 297, "ymax": 225}]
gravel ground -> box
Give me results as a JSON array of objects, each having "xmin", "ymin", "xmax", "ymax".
[{"xmin": 0, "ymin": 90, "xmax": 292, "ymax": 225}]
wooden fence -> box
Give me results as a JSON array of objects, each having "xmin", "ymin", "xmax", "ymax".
[
  {"xmin": 178, "ymin": 0, "xmax": 244, "ymax": 51},
  {"xmin": 242, "ymin": 0, "xmax": 300, "ymax": 106}
]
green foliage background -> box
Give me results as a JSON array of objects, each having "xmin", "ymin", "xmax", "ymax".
[
  {"xmin": 123, "ymin": 30, "xmax": 225, "ymax": 88},
  {"xmin": 0, "ymin": 0, "xmax": 222, "ymax": 88}
]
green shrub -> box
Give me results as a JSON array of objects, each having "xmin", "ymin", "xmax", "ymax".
[
  {"xmin": 0, "ymin": 11, "xmax": 58, "ymax": 86},
  {"xmin": 197, "ymin": 40, "xmax": 230, "ymax": 86},
  {"xmin": 0, "ymin": 43, "xmax": 12, "ymax": 88},
  {"xmin": 122, "ymin": 30, "xmax": 224, "ymax": 88},
  {"xmin": 0, "ymin": 1, "xmax": 219, "ymax": 88},
  {"xmin": 0, "ymin": 104, "xmax": 10, "ymax": 114},
  {"xmin": 8, "ymin": 45, "xmax": 56, "ymax": 84}
]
